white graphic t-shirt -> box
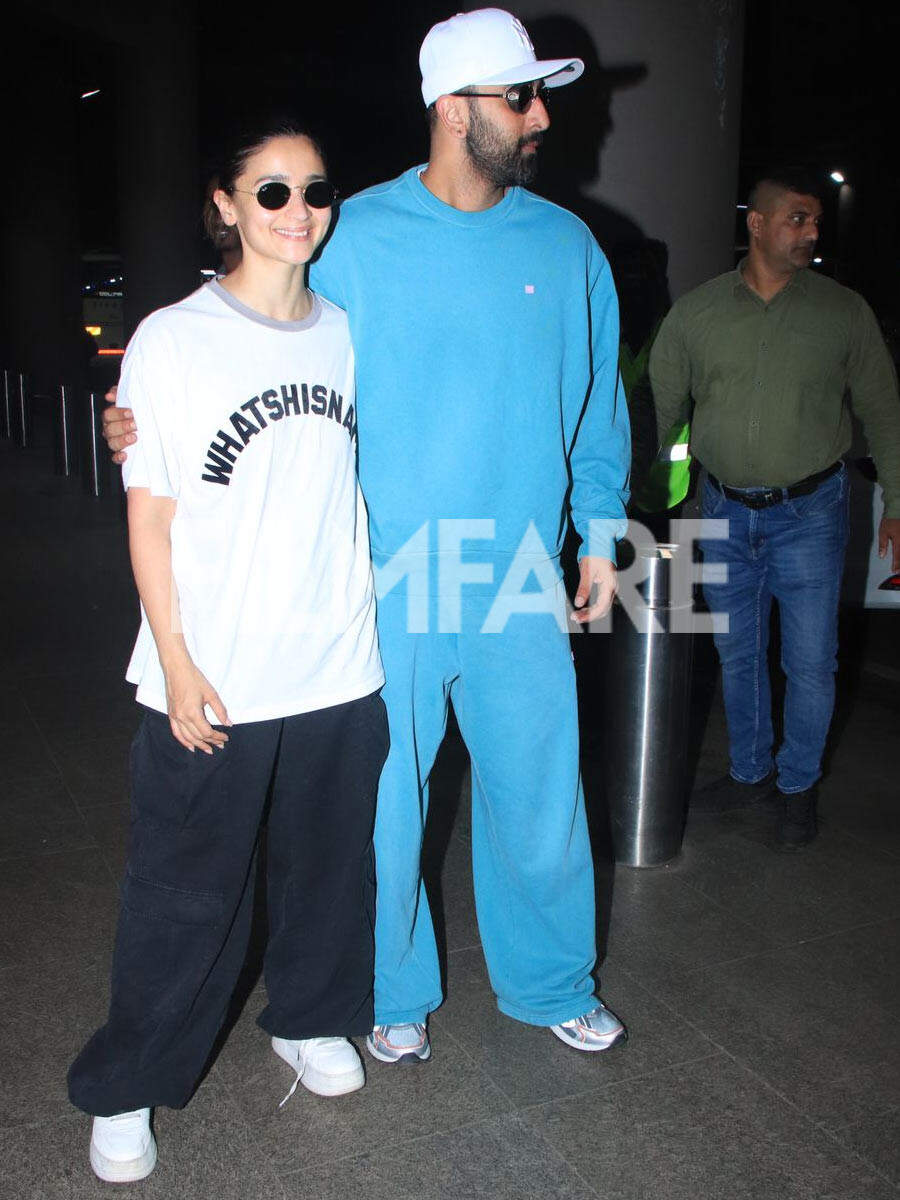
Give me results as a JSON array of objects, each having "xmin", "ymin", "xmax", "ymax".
[{"xmin": 119, "ymin": 281, "xmax": 383, "ymax": 723}]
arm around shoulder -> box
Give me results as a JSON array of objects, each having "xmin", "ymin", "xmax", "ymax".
[{"xmin": 102, "ymin": 383, "xmax": 136, "ymax": 462}]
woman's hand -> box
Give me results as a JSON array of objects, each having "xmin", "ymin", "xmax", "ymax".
[{"xmin": 163, "ymin": 655, "xmax": 232, "ymax": 754}]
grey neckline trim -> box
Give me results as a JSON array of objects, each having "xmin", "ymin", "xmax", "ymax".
[{"xmin": 207, "ymin": 279, "xmax": 322, "ymax": 331}]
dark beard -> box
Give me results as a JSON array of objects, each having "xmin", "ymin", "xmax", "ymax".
[{"xmin": 464, "ymin": 101, "xmax": 543, "ymax": 187}]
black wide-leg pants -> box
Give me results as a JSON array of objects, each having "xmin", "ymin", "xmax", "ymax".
[{"xmin": 68, "ymin": 691, "xmax": 388, "ymax": 1116}]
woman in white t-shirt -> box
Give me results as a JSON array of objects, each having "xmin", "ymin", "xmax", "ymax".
[{"xmin": 68, "ymin": 120, "xmax": 388, "ymax": 1184}]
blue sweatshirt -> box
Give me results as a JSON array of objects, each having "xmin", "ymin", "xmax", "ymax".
[{"xmin": 311, "ymin": 166, "xmax": 630, "ymax": 571}]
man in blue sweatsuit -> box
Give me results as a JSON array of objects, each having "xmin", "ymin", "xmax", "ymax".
[
  {"xmin": 105, "ymin": 9, "xmax": 631, "ymax": 1066},
  {"xmin": 313, "ymin": 9, "xmax": 630, "ymax": 1064}
]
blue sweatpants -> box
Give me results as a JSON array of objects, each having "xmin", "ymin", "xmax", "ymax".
[{"xmin": 372, "ymin": 580, "xmax": 598, "ymax": 1027}]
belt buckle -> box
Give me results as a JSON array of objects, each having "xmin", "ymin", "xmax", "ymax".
[{"xmin": 743, "ymin": 489, "xmax": 778, "ymax": 510}]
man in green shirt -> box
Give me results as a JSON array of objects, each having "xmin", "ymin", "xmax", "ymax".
[{"xmin": 649, "ymin": 170, "xmax": 900, "ymax": 850}]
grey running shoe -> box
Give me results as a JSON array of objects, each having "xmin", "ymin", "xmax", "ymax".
[
  {"xmin": 366, "ymin": 1022, "xmax": 432, "ymax": 1064},
  {"xmin": 550, "ymin": 1002, "xmax": 627, "ymax": 1052}
]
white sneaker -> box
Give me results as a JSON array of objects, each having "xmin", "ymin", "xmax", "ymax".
[
  {"xmin": 271, "ymin": 1036, "xmax": 365, "ymax": 1103},
  {"xmin": 89, "ymin": 1108, "xmax": 157, "ymax": 1183}
]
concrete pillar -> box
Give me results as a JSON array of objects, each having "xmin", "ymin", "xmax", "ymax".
[{"xmin": 518, "ymin": 0, "xmax": 745, "ymax": 301}]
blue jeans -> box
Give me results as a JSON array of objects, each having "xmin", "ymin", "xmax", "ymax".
[{"xmin": 700, "ymin": 466, "xmax": 849, "ymax": 793}]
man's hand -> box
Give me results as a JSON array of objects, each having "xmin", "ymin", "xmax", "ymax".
[
  {"xmin": 102, "ymin": 384, "xmax": 137, "ymax": 464},
  {"xmin": 163, "ymin": 654, "xmax": 232, "ymax": 754},
  {"xmin": 571, "ymin": 556, "xmax": 618, "ymax": 625},
  {"xmin": 878, "ymin": 516, "xmax": 900, "ymax": 573}
]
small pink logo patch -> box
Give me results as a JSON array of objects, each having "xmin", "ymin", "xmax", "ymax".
[{"xmin": 524, "ymin": 284, "xmax": 535, "ymax": 294}]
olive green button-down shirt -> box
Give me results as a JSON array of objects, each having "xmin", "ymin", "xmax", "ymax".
[{"xmin": 648, "ymin": 263, "xmax": 900, "ymax": 516}]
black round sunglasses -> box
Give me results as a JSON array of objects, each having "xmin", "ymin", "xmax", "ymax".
[{"xmin": 232, "ymin": 179, "xmax": 339, "ymax": 211}]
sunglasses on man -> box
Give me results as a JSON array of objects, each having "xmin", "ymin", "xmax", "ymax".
[
  {"xmin": 455, "ymin": 80, "xmax": 549, "ymax": 114},
  {"xmin": 231, "ymin": 179, "xmax": 339, "ymax": 212}
]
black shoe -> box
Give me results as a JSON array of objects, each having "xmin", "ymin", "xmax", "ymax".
[
  {"xmin": 773, "ymin": 787, "xmax": 818, "ymax": 852},
  {"xmin": 691, "ymin": 770, "xmax": 776, "ymax": 814}
]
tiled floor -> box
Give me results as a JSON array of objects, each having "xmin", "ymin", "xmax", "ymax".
[{"xmin": 2, "ymin": 437, "xmax": 898, "ymax": 1199}]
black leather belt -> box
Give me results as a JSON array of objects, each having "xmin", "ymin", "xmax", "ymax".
[{"xmin": 708, "ymin": 461, "xmax": 842, "ymax": 510}]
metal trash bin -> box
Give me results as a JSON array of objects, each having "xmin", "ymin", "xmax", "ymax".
[{"xmin": 603, "ymin": 544, "xmax": 694, "ymax": 867}]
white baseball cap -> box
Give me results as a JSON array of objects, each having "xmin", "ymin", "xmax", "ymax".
[{"xmin": 420, "ymin": 8, "xmax": 584, "ymax": 107}]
